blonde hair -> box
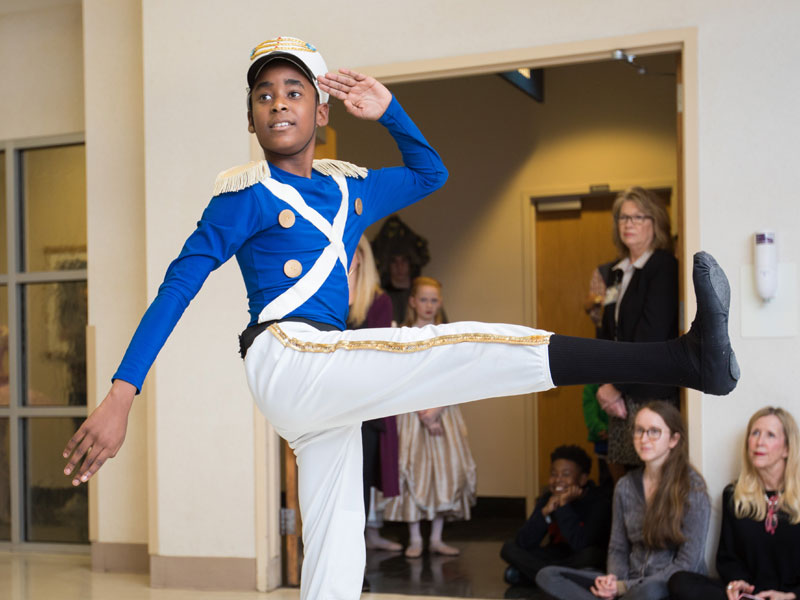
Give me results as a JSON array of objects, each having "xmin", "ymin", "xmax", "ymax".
[
  {"xmin": 403, "ymin": 276, "xmax": 444, "ymax": 326},
  {"xmin": 347, "ymin": 236, "xmax": 382, "ymax": 328},
  {"xmin": 611, "ymin": 187, "xmax": 673, "ymax": 258},
  {"xmin": 733, "ymin": 406, "xmax": 800, "ymax": 524}
]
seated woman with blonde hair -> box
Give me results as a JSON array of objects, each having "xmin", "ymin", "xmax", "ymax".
[{"xmin": 669, "ymin": 406, "xmax": 800, "ymax": 600}]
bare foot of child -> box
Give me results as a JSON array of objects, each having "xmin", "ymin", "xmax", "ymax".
[
  {"xmin": 405, "ymin": 538, "xmax": 423, "ymax": 558},
  {"xmin": 429, "ymin": 540, "xmax": 460, "ymax": 556},
  {"xmin": 365, "ymin": 526, "xmax": 402, "ymax": 551}
]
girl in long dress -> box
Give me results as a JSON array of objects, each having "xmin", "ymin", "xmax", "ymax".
[{"xmin": 383, "ymin": 276, "xmax": 477, "ymax": 558}]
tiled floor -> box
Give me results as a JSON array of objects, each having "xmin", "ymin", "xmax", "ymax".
[
  {"xmin": 362, "ymin": 517, "xmax": 530, "ymax": 599},
  {"xmin": 1, "ymin": 552, "xmax": 460, "ymax": 600},
  {"xmin": 1, "ymin": 517, "xmax": 532, "ymax": 600},
  {"xmin": 365, "ymin": 540, "xmax": 507, "ymax": 598}
]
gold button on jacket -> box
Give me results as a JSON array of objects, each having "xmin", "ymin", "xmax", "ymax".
[{"xmin": 283, "ymin": 259, "xmax": 302, "ymax": 278}]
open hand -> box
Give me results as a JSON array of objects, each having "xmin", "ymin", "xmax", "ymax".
[
  {"xmin": 558, "ymin": 484, "xmax": 584, "ymax": 505},
  {"xmin": 62, "ymin": 380, "xmax": 135, "ymax": 485},
  {"xmin": 318, "ymin": 68, "xmax": 392, "ymax": 120}
]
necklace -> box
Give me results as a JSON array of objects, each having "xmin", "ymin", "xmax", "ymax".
[{"xmin": 765, "ymin": 492, "xmax": 780, "ymax": 535}]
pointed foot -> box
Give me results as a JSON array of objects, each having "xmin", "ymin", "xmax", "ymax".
[{"xmin": 686, "ymin": 251, "xmax": 740, "ymax": 395}]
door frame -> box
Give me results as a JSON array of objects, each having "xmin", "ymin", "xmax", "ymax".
[{"xmin": 253, "ymin": 27, "xmax": 701, "ymax": 589}]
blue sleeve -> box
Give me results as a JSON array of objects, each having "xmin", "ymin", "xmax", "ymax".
[
  {"xmin": 112, "ymin": 188, "xmax": 265, "ymax": 392},
  {"xmin": 361, "ymin": 96, "xmax": 448, "ymax": 223}
]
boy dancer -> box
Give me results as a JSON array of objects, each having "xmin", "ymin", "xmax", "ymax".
[{"xmin": 63, "ymin": 37, "xmax": 738, "ymax": 600}]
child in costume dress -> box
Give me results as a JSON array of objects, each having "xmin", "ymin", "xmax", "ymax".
[
  {"xmin": 62, "ymin": 36, "xmax": 739, "ymax": 600},
  {"xmin": 383, "ymin": 277, "xmax": 477, "ymax": 558}
]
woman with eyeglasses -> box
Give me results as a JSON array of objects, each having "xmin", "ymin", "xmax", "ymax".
[
  {"xmin": 594, "ymin": 187, "xmax": 679, "ymax": 482},
  {"xmin": 669, "ymin": 407, "xmax": 800, "ymax": 600},
  {"xmin": 536, "ymin": 401, "xmax": 710, "ymax": 599}
]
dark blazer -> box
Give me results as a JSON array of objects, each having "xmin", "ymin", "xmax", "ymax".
[{"xmin": 599, "ymin": 248, "xmax": 679, "ymax": 399}]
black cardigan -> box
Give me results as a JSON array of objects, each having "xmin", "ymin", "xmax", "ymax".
[
  {"xmin": 599, "ymin": 248, "xmax": 679, "ymax": 399},
  {"xmin": 716, "ymin": 484, "xmax": 800, "ymax": 595}
]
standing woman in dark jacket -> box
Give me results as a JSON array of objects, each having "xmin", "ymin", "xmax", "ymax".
[
  {"xmin": 669, "ymin": 406, "xmax": 800, "ymax": 600},
  {"xmin": 595, "ymin": 187, "xmax": 679, "ymax": 478}
]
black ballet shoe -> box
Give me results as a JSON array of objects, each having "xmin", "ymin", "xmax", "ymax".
[{"xmin": 683, "ymin": 251, "xmax": 740, "ymax": 395}]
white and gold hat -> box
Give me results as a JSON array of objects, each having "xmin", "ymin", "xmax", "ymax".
[{"xmin": 247, "ymin": 36, "xmax": 329, "ymax": 103}]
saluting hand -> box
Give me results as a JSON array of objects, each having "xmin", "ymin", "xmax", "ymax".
[{"xmin": 318, "ymin": 68, "xmax": 392, "ymax": 120}]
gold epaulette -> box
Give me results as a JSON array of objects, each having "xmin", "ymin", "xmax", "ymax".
[
  {"xmin": 212, "ymin": 160, "xmax": 271, "ymax": 196},
  {"xmin": 212, "ymin": 158, "xmax": 368, "ymax": 197},
  {"xmin": 312, "ymin": 159, "xmax": 368, "ymax": 179}
]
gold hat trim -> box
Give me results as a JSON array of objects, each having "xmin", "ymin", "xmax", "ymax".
[{"xmin": 251, "ymin": 37, "xmax": 318, "ymax": 62}]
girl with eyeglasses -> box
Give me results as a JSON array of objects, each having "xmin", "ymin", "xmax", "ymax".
[
  {"xmin": 669, "ymin": 407, "xmax": 800, "ymax": 600},
  {"xmin": 536, "ymin": 401, "xmax": 710, "ymax": 599}
]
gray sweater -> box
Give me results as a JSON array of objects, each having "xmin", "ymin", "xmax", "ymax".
[{"xmin": 608, "ymin": 468, "xmax": 710, "ymax": 589}]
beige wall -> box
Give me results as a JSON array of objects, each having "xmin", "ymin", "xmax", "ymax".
[
  {"xmin": 83, "ymin": 0, "xmax": 148, "ymax": 546},
  {"xmin": 139, "ymin": 2, "xmax": 257, "ymax": 559},
  {"xmin": 0, "ymin": 4, "xmax": 84, "ymax": 139},
  {"xmin": 134, "ymin": 0, "xmax": 798, "ymax": 566},
  {"xmin": 4, "ymin": 0, "xmax": 800, "ymax": 584},
  {"xmin": 333, "ymin": 55, "xmax": 678, "ymax": 497}
]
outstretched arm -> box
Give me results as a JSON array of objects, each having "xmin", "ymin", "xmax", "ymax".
[
  {"xmin": 63, "ymin": 380, "xmax": 136, "ymax": 486},
  {"xmin": 318, "ymin": 68, "xmax": 392, "ymax": 120}
]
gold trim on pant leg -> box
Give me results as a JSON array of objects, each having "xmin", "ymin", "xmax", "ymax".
[{"xmin": 267, "ymin": 324, "xmax": 551, "ymax": 354}]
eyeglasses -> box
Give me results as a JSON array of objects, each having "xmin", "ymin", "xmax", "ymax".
[
  {"xmin": 633, "ymin": 426, "xmax": 663, "ymax": 440},
  {"xmin": 616, "ymin": 215, "xmax": 653, "ymax": 226}
]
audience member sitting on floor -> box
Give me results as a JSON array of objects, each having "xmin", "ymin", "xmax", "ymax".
[
  {"xmin": 536, "ymin": 401, "xmax": 709, "ymax": 600},
  {"xmin": 669, "ymin": 406, "xmax": 800, "ymax": 600},
  {"xmin": 501, "ymin": 445, "xmax": 611, "ymax": 588}
]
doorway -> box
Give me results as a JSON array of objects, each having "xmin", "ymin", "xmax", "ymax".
[
  {"xmin": 532, "ymin": 187, "xmax": 673, "ymax": 491},
  {"xmin": 257, "ymin": 30, "xmax": 699, "ymax": 597}
]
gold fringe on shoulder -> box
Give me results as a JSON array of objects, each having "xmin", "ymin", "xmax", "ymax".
[
  {"xmin": 312, "ymin": 159, "xmax": 368, "ymax": 179},
  {"xmin": 213, "ymin": 160, "xmax": 271, "ymax": 196}
]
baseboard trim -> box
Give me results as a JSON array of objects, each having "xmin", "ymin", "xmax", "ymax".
[
  {"xmin": 91, "ymin": 542, "xmax": 149, "ymax": 573},
  {"xmin": 150, "ymin": 555, "xmax": 257, "ymax": 590}
]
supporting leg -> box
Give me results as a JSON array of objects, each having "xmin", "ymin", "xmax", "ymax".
[{"xmin": 292, "ymin": 425, "xmax": 366, "ymax": 600}]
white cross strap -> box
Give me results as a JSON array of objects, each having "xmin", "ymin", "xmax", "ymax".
[{"xmin": 257, "ymin": 174, "xmax": 350, "ymax": 323}]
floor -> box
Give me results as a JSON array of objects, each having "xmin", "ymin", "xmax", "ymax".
[
  {"xmin": 361, "ymin": 517, "xmax": 542, "ymax": 599},
  {"xmin": 1, "ymin": 517, "xmax": 539, "ymax": 600},
  {"xmin": 0, "ymin": 551, "xmax": 455, "ymax": 600}
]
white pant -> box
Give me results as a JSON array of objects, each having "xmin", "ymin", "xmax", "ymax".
[{"xmin": 244, "ymin": 320, "xmax": 553, "ymax": 600}]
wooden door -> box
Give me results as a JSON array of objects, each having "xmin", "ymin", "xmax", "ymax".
[
  {"xmin": 534, "ymin": 193, "xmax": 617, "ymax": 490},
  {"xmin": 534, "ymin": 189, "xmax": 674, "ymax": 490}
]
